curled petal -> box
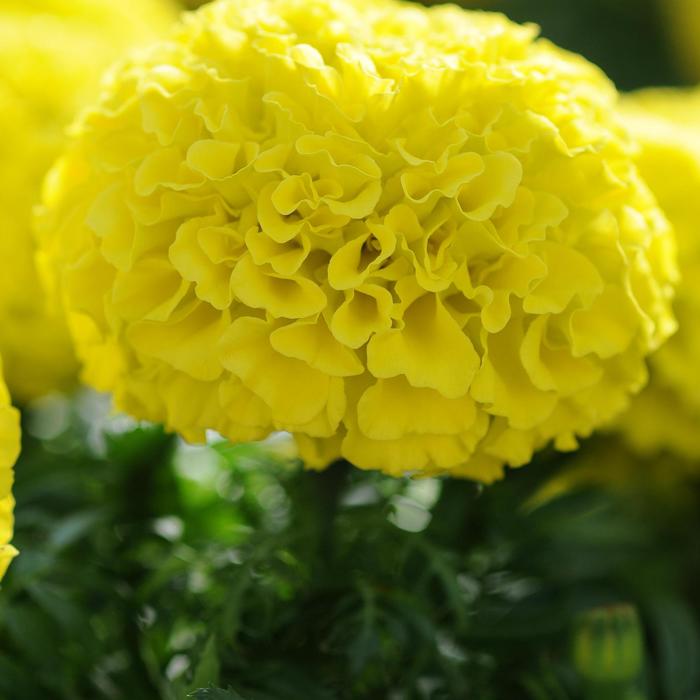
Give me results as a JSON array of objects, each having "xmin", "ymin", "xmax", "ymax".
[
  {"xmin": 357, "ymin": 376, "xmax": 478, "ymax": 440},
  {"xmin": 220, "ymin": 317, "xmax": 339, "ymax": 426},
  {"xmin": 271, "ymin": 316, "xmax": 364, "ymax": 376},
  {"xmin": 342, "ymin": 410, "xmax": 488, "ymax": 475},
  {"xmin": 187, "ymin": 139, "xmax": 245, "ymax": 179},
  {"xmin": 230, "ymin": 253, "xmax": 327, "ymax": 318},
  {"xmin": 569, "ymin": 286, "xmax": 639, "ymax": 358},
  {"xmin": 134, "ymin": 146, "xmax": 204, "ymax": 197},
  {"xmin": 521, "ymin": 315, "xmax": 603, "ymax": 395},
  {"xmin": 245, "ymin": 228, "xmax": 311, "ymax": 276},
  {"xmin": 524, "ymin": 242, "xmax": 604, "ymax": 315},
  {"xmin": 472, "ymin": 321, "xmax": 557, "ymax": 430},
  {"xmin": 128, "ymin": 301, "xmax": 229, "ymax": 381},
  {"xmin": 457, "ymin": 152, "xmax": 523, "ymax": 221},
  {"xmin": 327, "ymin": 221, "xmax": 396, "ymax": 290},
  {"xmin": 113, "ymin": 256, "xmax": 190, "ymax": 322},
  {"xmin": 367, "ymin": 293, "xmax": 479, "ymax": 398},
  {"xmin": 401, "ymin": 151, "xmax": 484, "ymax": 204},
  {"xmin": 330, "ymin": 283, "xmax": 394, "ymax": 349}
]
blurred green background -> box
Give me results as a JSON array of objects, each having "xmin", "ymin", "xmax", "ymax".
[
  {"xmin": 2, "ymin": 2, "xmax": 700, "ymax": 700},
  {"xmin": 466, "ymin": 0, "xmax": 681, "ymax": 90}
]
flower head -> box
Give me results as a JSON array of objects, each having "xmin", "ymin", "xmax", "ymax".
[
  {"xmin": 0, "ymin": 0, "xmax": 176, "ymax": 403},
  {"xmin": 618, "ymin": 88, "xmax": 700, "ymax": 457},
  {"xmin": 0, "ymin": 359, "xmax": 20, "ymax": 579},
  {"xmin": 40, "ymin": 0, "xmax": 676, "ymax": 481},
  {"xmin": 661, "ymin": 0, "xmax": 700, "ymax": 81}
]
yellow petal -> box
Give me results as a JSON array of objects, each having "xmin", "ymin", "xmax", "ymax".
[
  {"xmin": 402, "ymin": 151, "xmax": 484, "ymax": 204},
  {"xmin": 230, "ymin": 253, "xmax": 326, "ymax": 318},
  {"xmin": 342, "ymin": 423, "xmax": 485, "ymax": 474},
  {"xmin": 521, "ymin": 315, "xmax": 603, "ymax": 395},
  {"xmin": 219, "ymin": 377, "xmax": 274, "ymax": 436},
  {"xmin": 169, "ymin": 211, "xmax": 242, "ymax": 310},
  {"xmin": 471, "ymin": 321, "xmax": 557, "ymax": 430},
  {"xmin": 330, "ymin": 283, "xmax": 393, "ymax": 349},
  {"xmin": 245, "ymin": 228, "xmax": 310, "ymax": 276},
  {"xmin": 128, "ymin": 301, "xmax": 229, "ymax": 382},
  {"xmin": 357, "ymin": 376, "xmax": 478, "ymax": 440},
  {"xmin": 271, "ymin": 317, "xmax": 364, "ymax": 376},
  {"xmin": 458, "ymin": 152, "xmax": 523, "ymax": 221},
  {"xmin": 524, "ymin": 242, "xmax": 604, "ymax": 314},
  {"xmin": 133, "ymin": 146, "xmax": 204, "ymax": 197},
  {"xmin": 86, "ymin": 183, "xmax": 136, "ymax": 272},
  {"xmin": 220, "ymin": 317, "xmax": 334, "ymax": 425},
  {"xmin": 283, "ymin": 376, "xmax": 346, "ymax": 438},
  {"xmin": 186, "ymin": 139, "xmax": 242, "ymax": 179},
  {"xmin": 327, "ymin": 221, "xmax": 396, "ymax": 290},
  {"xmin": 367, "ymin": 293, "xmax": 479, "ymax": 398},
  {"xmin": 113, "ymin": 256, "xmax": 190, "ymax": 322},
  {"xmin": 257, "ymin": 181, "xmax": 305, "ymax": 243},
  {"xmin": 570, "ymin": 286, "xmax": 639, "ymax": 358},
  {"xmin": 295, "ymin": 432, "xmax": 344, "ymax": 470}
]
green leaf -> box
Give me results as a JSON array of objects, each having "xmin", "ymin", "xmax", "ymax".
[
  {"xmin": 647, "ymin": 597, "xmax": 700, "ymax": 700},
  {"xmin": 189, "ymin": 636, "xmax": 221, "ymax": 692}
]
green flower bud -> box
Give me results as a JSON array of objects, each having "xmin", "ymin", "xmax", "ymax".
[{"xmin": 573, "ymin": 604, "xmax": 645, "ymax": 684}]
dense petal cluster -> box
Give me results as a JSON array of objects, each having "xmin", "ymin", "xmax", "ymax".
[
  {"xmin": 0, "ymin": 359, "xmax": 20, "ymax": 579},
  {"xmin": 40, "ymin": 0, "xmax": 676, "ymax": 481},
  {"xmin": 618, "ymin": 89, "xmax": 700, "ymax": 457},
  {"xmin": 0, "ymin": 0, "xmax": 176, "ymax": 402}
]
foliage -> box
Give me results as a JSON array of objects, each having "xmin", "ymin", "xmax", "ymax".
[{"xmin": 2, "ymin": 394, "xmax": 700, "ymax": 699}]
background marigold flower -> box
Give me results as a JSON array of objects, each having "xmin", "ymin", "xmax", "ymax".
[
  {"xmin": 618, "ymin": 88, "xmax": 700, "ymax": 458},
  {"xmin": 0, "ymin": 358, "xmax": 20, "ymax": 580},
  {"xmin": 0, "ymin": 0, "xmax": 177, "ymax": 403},
  {"xmin": 660, "ymin": 0, "xmax": 700, "ymax": 81},
  {"xmin": 39, "ymin": 0, "xmax": 677, "ymax": 482}
]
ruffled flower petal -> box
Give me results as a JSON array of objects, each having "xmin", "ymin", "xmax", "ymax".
[
  {"xmin": 39, "ymin": 0, "xmax": 677, "ymax": 481},
  {"xmin": 0, "ymin": 0, "xmax": 176, "ymax": 402}
]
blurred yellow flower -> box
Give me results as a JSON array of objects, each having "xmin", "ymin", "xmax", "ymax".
[
  {"xmin": 660, "ymin": 0, "xmax": 700, "ymax": 81},
  {"xmin": 0, "ymin": 359, "xmax": 21, "ymax": 579},
  {"xmin": 619, "ymin": 88, "xmax": 700, "ymax": 458},
  {"xmin": 40, "ymin": 0, "xmax": 676, "ymax": 481},
  {"xmin": 0, "ymin": 0, "xmax": 177, "ymax": 403}
]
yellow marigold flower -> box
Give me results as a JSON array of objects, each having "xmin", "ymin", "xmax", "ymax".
[
  {"xmin": 661, "ymin": 0, "xmax": 700, "ymax": 81},
  {"xmin": 618, "ymin": 88, "xmax": 700, "ymax": 458},
  {"xmin": 39, "ymin": 0, "xmax": 676, "ymax": 481},
  {"xmin": 0, "ymin": 0, "xmax": 177, "ymax": 403},
  {"xmin": 0, "ymin": 359, "xmax": 21, "ymax": 580}
]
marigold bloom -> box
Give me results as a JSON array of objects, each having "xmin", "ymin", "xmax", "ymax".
[
  {"xmin": 0, "ymin": 0, "xmax": 177, "ymax": 403},
  {"xmin": 0, "ymin": 359, "xmax": 20, "ymax": 579},
  {"xmin": 40, "ymin": 0, "xmax": 676, "ymax": 481},
  {"xmin": 661, "ymin": 0, "xmax": 700, "ymax": 81},
  {"xmin": 618, "ymin": 88, "xmax": 700, "ymax": 457}
]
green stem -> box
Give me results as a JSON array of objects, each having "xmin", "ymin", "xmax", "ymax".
[
  {"xmin": 116, "ymin": 428, "xmax": 177, "ymax": 698},
  {"xmin": 310, "ymin": 459, "xmax": 351, "ymax": 565}
]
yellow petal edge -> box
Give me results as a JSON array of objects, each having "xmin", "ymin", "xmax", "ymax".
[
  {"xmin": 0, "ymin": 358, "xmax": 21, "ymax": 580},
  {"xmin": 39, "ymin": 0, "xmax": 677, "ymax": 482},
  {"xmin": 0, "ymin": 0, "xmax": 177, "ymax": 403}
]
